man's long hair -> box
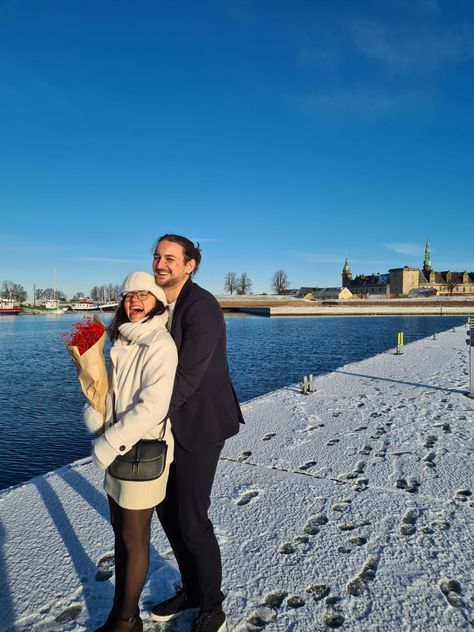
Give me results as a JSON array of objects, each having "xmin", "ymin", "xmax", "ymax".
[{"xmin": 155, "ymin": 234, "xmax": 202, "ymax": 275}]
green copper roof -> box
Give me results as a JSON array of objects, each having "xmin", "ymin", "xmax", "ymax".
[{"xmin": 424, "ymin": 240, "xmax": 431, "ymax": 267}]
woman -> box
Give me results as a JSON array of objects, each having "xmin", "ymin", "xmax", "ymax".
[{"xmin": 84, "ymin": 271, "xmax": 178, "ymax": 632}]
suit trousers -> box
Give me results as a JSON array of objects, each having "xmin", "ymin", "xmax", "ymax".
[{"xmin": 156, "ymin": 440, "xmax": 224, "ymax": 610}]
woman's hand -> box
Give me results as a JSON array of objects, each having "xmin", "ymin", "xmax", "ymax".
[
  {"xmin": 83, "ymin": 403, "xmax": 105, "ymax": 435},
  {"xmin": 92, "ymin": 435, "xmax": 119, "ymax": 469}
]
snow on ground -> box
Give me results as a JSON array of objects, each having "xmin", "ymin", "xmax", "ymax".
[{"xmin": 0, "ymin": 327, "xmax": 473, "ymax": 631}]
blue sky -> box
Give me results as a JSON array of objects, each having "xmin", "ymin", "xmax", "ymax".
[{"xmin": 1, "ymin": 0, "xmax": 473, "ymax": 298}]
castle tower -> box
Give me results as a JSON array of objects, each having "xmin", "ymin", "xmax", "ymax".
[
  {"xmin": 423, "ymin": 240, "xmax": 432, "ymax": 276},
  {"xmin": 342, "ymin": 257, "xmax": 352, "ymax": 287}
]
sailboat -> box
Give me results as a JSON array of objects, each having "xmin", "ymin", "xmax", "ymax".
[{"xmin": 21, "ymin": 268, "xmax": 67, "ymax": 315}]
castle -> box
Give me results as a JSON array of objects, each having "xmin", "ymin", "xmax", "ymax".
[{"xmin": 342, "ymin": 241, "xmax": 474, "ymax": 296}]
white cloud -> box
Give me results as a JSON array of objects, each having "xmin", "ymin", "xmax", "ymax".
[
  {"xmin": 350, "ymin": 21, "xmax": 474, "ymax": 74},
  {"xmin": 298, "ymin": 87, "xmax": 426, "ymax": 114},
  {"xmin": 67, "ymin": 256, "xmax": 144, "ymax": 264},
  {"xmin": 384, "ymin": 243, "xmax": 425, "ymax": 257},
  {"xmin": 294, "ymin": 251, "xmax": 389, "ymax": 266}
]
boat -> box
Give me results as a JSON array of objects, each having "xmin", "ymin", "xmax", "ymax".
[
  {"xmin": 21, "ymin": 300, "xmax": 68, "ymax": 315},
  {"xmin": 68, "ymin": 300, "xmax": 99, "ymax": 312},
  {"xmin": 21, "ymin": 268, "xmax": 68, "ymax": 314},
  {"xmin": 0, "ymin": 298, "xmax": 21, "ymax": 315}
]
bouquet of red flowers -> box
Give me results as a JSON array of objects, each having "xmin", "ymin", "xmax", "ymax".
[{"xmin": 63, "ymin": 316, "xmax": 108, "ymax": 421}]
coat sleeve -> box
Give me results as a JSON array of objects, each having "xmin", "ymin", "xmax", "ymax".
[
  {"xmin": 93, "ymin": 335, "xmax": 178, "ymax": 466},
  {"xmin": 167, "ymin": 296, "xmax": 224, "ymax": 417}
]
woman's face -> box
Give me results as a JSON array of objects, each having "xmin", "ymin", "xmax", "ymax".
[{"xmin": 123, "ymin": 290, "xmax": 157, "ymax": 322}]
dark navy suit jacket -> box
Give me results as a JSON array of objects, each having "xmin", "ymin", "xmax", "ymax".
[{"xmin": 167, "ymin": 278, "xmax": 244, "ymax": 451}]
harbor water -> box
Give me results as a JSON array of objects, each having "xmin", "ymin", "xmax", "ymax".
[{"xmin": 0, "ymin": 312, "xmax": 468, "ymax": 490}]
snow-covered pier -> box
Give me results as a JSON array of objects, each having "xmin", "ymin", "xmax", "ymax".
[{"xmin": 0, "ymin": 327, "xmax": 473, "ymax": 631}]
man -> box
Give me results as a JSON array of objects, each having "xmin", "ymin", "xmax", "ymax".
[{"xmin": 151, "ymin": 234, "xmax": 243, "ymax": 632}]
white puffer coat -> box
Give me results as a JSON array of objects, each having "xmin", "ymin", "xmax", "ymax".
[{"xmin": 92, "ymin": 313, "xmax": 178, "ymax": 468}]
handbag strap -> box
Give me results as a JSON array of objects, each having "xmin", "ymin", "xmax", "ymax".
[{"xmin": 112, "ymin": 391, "xmax": 168, "ymax": 439}]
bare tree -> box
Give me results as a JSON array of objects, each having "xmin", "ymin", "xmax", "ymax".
[
  {"xmin": 224, "ymin": 272, "xmax": 238, "ymax": 295},
  {"xmin": 237, "ymin": 273, "xmax": 252, "ymax": 295},
  {"xmin": 271, "ymin": 270, "xmax": 290, "ymax": 295},
  {"xmin": 36, "ymin": 287, "xmax": 66, "ymax": 301},
  {"xmin": 90, "ymin": 283, "xmax": 121, "ymax": 302},
  {"xmin": 446, "ymin": 277, "xmax": 458, "ymax": 295},
  {"xmin": 71, "ymin": 291, "xmax": 86, "ymax": 301},
  {"xmin": 1, "ymin": 280, "xmax": 27, "ymax": 302}
]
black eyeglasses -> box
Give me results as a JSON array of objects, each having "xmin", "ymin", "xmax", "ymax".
[{"xmin": 121, "ymin": 291, "xmax": 153, "ymax": 301}]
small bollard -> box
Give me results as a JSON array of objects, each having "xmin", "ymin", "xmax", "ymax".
[
  {"xmin": 395, "ymin": 331, "xmax": 404, "ymax": 355},
  {"xmin": 466, "ymin": 323, "xmax": 474, "ymax": 398},
  {"xmin": 300, "ymin": 374, "xmax": 315, "ymax": 395}
]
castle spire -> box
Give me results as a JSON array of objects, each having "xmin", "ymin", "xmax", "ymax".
[
  {"xmin": 423, "ymin": 240, "xmax": 432, "ymax": 274},
  {"xmin": 342, "ymin": 256, "xmax": 352, "ymax": 287}
]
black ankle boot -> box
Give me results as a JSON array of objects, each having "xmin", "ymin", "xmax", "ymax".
[{"xmin": 95, "ymin": 609, "xmax": 141, "ymax": 632}]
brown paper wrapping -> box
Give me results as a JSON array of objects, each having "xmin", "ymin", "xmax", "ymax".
[{"xmin": 67, "ymin": 327, "xmax": 108, "ymax": 419}]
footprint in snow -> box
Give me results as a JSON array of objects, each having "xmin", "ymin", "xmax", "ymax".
[
  {"xmin": 455, "ymin": 488, "xmax": 472, "ymax": 502},
  {"xmin": 262, "ymin": 433, "xmax": 276, "ymax": 441},
  {"xmin": 400, "ymin": 508, "xmax": 418, "ymax": 536},
  {"xmin": 299, "ymin": 460, "xmax": 318, "ymax": 471},
  {"xmin": 353, "ymin": 477, "xmax": 369, "ymax": 493},
  {"xmin": 236, "ymin": 490, "xmax": 259, "ymax": 506},
  {"xmin": 338, "ymin": 520, "xmax": 370, "ymax": 532},
  {"xmin": 332, "ymin": 500, "xmax": 351, "ymax": 513},
  {"xmin": 439, "ymin": 578, "xmax": 464, "ymax": 608},
  {"xmin": 423, "ymin": 451, "xmax": 437, "ymax": 468},
  {"xmin": 395, "ymin": 478, "xmax": 420, "ymax": 494},
  {"xmin": 346, "ymin": 555, "xmax": 379, "ymax": 597},
  {"xmin": 327, "ymin": 438, "xmax": 340, "ymax": 446},
  {"xmin": 433, "ymin": 422, "xmax": 451, "ymax": 433},
  {"xmin": 323, "ymin": 596, "xmax": 345, "ymax": 628},
  {"xmin": 278, "ymin": 542, "xmax": 297, "ymax": 554},
  {"xmin": 55, "ymin": 605, "xmax": 82, "ymax": 625},
  {"xmin": 423, "ymin": 435, "xmax": 437, "ymax": 449},
  {"xmin": 238, "ymin": 450, "xmax": 252, "ymax": 462},
  {"xmin": 306, "ymin": 583, "xmax": 330, "ymax": 601},
  {"xmin": 95, "ymin": 552, "xmax": 115, "ymax": 581},
  {"xmin": 303, "ymin": 513, "xmax": 329, "ymax": 535},
  {"xmin": 353, "ymin": 425, "xmax": 368, "ymax": 432},
  {"xmin": 243, "ymin": 591, "xmax": 287, "ymax": 629}
]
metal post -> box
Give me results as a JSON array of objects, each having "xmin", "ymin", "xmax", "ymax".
[
  {"xmin": 300, "ymin": 374, "xmax": 315, "ymax": 395},
  {"xmin": 396, "ymin": 331, "xmax": 404, "ymax": 355},
  {"xmin": 467, "ymin": 322, "xmax": 474, "ymax": 399}
]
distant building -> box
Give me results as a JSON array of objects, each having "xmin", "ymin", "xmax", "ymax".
[
  {"xmin": 342, "ymin": 257, "xmax": 389, "ymax": 296},
  {"xmin": 313, "ymin": 287, "xmax": 353, "ymax": 301},
  {"xmin": 343, "ymin": 241, "xmax": 474, "ymax": 296},
  {"xmin": 294, "ymin": 287, "xmax": 321, "ymax": 298}
]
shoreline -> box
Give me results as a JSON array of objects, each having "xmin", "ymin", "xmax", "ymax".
[{"xmin": 218, "ymin": 296, "xmax": 474, "ymax": 316}]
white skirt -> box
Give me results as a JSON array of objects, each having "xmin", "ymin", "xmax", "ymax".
[{"xmin": 103, "ymin": 422, "xmax": 174, "ymax": 510}]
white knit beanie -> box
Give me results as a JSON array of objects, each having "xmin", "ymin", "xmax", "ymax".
[{"xmin": 121, "ymin": 271, "xmax": 168, "ymax": 306}]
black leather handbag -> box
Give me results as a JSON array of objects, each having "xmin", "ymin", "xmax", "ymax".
[
  {"xmin": 108, "ymin": 437, "xmax": 167, "ymax": 481},
  {"xmin": 108, "ymin": 395, "xmax": 168, "ymax": 482}
]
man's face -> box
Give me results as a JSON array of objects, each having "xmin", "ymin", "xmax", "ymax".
[{"xmin": 153, "ymin": 239, "xmax": 196, "ymax": 292}]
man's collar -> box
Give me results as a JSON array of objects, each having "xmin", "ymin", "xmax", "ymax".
[{"xmin": 169, "ymin": 277, "xmax": 194, "ymax": 330}]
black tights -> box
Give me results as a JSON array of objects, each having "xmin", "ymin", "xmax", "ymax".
[{"xmin": 108, "ymin": 496, "xmax": 154, "ymax": 621}]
